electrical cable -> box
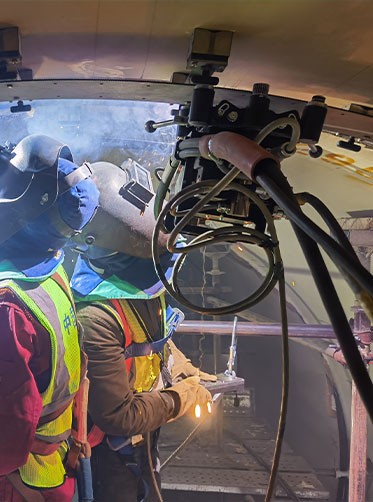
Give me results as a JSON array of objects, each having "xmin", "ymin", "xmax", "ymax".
[
  {"xmin": 176, "ymin": 116, "xmax": 301, "ymax": 183},
  {"xmin": 254, "ymin": 116, "xmax": 301, "ymax": 153},
  {"xmin": 168, "ymin": 125, "xmax": 373, "ymax": 314},
  {"xmin": 265, "ymin": 270, "xmax": 290, "ymax": 502},
  {"xmin": 152, "ymin": 116, "xmax": 302, "ymax": 315},
  {"xmin": 160, "ymin": 394, "xmax": 224, "ymax": 471},
  {"xmin": 296, "ymin": 192, "xmax": 358, "ymax": 262},
  {"xmin": 160, "ymin": 421, "xmax": 203, "ymax": 472},
  {"xmin": 166, "ymin": 165, "xmax": 241, "ymax": 245},
  {"xmin": 224, "ymin": 429, "xmax": 300, "ymax": 502},
  {"xmin": 153, "ymin": 162, "xmax": 290, "ymax": 498},
  {"xmin": 154, "ymin": 167, "xmax": 165, "ymax": 183},
  {"xmin": 153, "ymin": 156, "xmax": 180, "ymax": 223},
  {"xmin": 255, "ymin": 163, "xmax": 373, "ymax": 423},
  {"xmin": 256, "ymin": 174, "xmax": 373, "ymax": 304},
  {"xmin": 147, "ymin": 105, "xmax": 373, "ymax": 502},
  {"xmin": 152, "ymin": 153, "xmax": 283, "ymax": 314},
  {"xmin": 174, "ymin": 124, "xmax": 373, "ymax": 432},
  {"xmin": 152, "ymin": 180, "xmax": 282, "ymax": 314},
  {"xmin": 146, "ymin": 431, "xmax": 163, "ymax": 502},
  {"xmin": 198, "ymin": 246, "xmax": 207, "ymax": 369},
  {"xmin": 296, "ymin": 190, "xmax": 373, "ymax": 318}
]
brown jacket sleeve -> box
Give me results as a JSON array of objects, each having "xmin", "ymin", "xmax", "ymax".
[{"xmin": 78, "ymin": 304, "xmax": 175, "ymax": 437}]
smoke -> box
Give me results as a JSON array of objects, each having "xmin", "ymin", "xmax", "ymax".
[{"xmin": 0, "ymin": 99, "xmax": 176, "ymax": 168}]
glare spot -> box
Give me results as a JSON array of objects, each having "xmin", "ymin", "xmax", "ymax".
[{"xmin": 194, "ymin": 404, "xmax": 201, "ymax": 418}]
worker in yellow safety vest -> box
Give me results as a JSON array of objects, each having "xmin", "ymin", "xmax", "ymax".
[
  {"xmin": 71, "ymin": 160, "xmax": 215, "ymax": 502},
  {"xmin": 0, "ymin": 134, "xmax": 100, "ymax": 502}
]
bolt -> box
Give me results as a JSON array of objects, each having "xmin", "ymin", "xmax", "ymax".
[
  {"xmin": 40, "ymin": 193, "xmax": 49, "ymax": 205},
  {"xmin": 85, "ymin": 235, "xmax": 95, "ymax": 245},
  {"xmin": 227, "ymin": 111, "xmax": 238, "ymax": 122}
]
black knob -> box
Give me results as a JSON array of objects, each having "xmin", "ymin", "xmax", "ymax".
[
  {"xmin": 252, "ymin": 83, "xmax": 270, "ymax": 95},
  {"xmin": 145, "ymin": 120, "xmax": 156, "ymax": 133}
]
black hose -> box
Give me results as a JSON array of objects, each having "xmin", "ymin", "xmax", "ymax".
[
  {"xmin": 256, "ymin": 175, "xmax": 373, "ymax": 298},
  {"xmin": 256, "ymin": 164, "xmax": 373, "ymax": 423},
  {"xmin": 225, "ymin": 429, "xmax": 300, "ymax": 502},
  {"xmin": 265, "ymin": 271, "xmax": 290, "ymax": 502},
  {"xmin": 146, "ymin": 431, "xmax": 163, "ymax": 502},
  {"xmin": 296, "ymin": 192, "xmax": 359, "ymax": 263},
  {"xmin": 152, "ymin": 180, "xmax": 281, "ymax": 315}
]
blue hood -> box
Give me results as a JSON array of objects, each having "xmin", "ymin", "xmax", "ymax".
[
  {"xmin": 0, "ymin": 158, "xmax": 100, "ymax": 278},
  {"xmin": 71, "ymin": 251, "xmax": 177, "ymax": 301}
]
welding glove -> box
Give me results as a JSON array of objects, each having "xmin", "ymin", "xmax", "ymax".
[
  {"xmin": 162, "ymin": 376, "xmax": 212, "ymax": 421},
  {"xmin": 168, "ymin": 340, "xmax": 217, "ymax": 383}
]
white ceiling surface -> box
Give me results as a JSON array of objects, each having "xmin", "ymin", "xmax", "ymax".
[{"xmin": 2, "ymin": 0, "xmax": 373, "ymax": 108}]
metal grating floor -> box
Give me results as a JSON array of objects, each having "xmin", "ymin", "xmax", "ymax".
[{"xmin": 159, "ymin": 394, "xmax": 329, "ymax": 500}]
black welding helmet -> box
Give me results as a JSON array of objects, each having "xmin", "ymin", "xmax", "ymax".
[
  {"xmin": 0, "ymin": 134, "xmax": 100, "ymax": 278},
  {"xmin": 0, "ymin": 133, "xmax": 92, "ymax": 245}
]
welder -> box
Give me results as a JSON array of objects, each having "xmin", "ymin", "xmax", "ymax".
[
  {"xmin": 71, "ymin": 160, "xmax": 215, "ymax": 502},
  {"xmin": 0, "ymin": 135, "xmax": 100, "ymax": 501}
]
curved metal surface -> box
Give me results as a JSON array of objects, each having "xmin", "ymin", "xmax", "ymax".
[{"xmin": 0, "ymin": 79, "xmax": 372, "ymax": 140}]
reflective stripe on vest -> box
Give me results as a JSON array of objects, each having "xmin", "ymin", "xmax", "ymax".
[{"xmin": 0, "ymin": 265, "xmax": 81, "ymax": 488}]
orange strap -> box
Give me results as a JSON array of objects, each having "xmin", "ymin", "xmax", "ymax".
[
  {"xmin": 87, "ymin": 425, "xmax": 106, "ymax": 448},
  {"xmin": 109, "ymin": 299, "xmax": 133, "ymax": 373}
]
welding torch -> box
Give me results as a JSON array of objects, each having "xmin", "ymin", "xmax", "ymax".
[{"xmin": 194, "ymin": 392, "xmax": 222, "ymax": 418}]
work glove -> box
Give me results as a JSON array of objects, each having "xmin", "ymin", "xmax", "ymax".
[
  {"xmin": 168, "ymin": 340, "xmax": 217, "ymax": 383},
  {"xmin": 162, "ymin": 375, "xmax": 212, "ymax": 421}
]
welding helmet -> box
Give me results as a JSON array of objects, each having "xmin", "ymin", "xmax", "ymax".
[
  {"xmin": 73, "ymin": 161, "xmax": 168, "ymax": 259},
  {"xmin": 70, "ymin": 161, "xmax": 178, "ymax": 300},
  {"xmin": 0, "ymin": 134, "xmax": 96, "ymax": 244},
  {"xmin": 0, "ymin": 134, "xmax": 100, "ymax": 277}
]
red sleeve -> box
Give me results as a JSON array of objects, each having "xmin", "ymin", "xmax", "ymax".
[{"xmin": 0, "ymin": 288, "xmax": 49, "ymax": 475}]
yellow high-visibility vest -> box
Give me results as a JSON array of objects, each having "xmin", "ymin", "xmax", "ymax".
[
  {"xmin": 0, "ymin": 265, "xmax": 81, "ymax": 488},
  {"xmin": 97, "ymin": 296, "xmax": 168, "ymax": 393}
]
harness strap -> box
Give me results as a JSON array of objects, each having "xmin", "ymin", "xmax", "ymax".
[
  {"xmin": 124, "ymin": 332, "xmax": 172, "ymax": 359},
  {"xmin": 109, "ymin": 299, "xmax": 133, "ymax": 373}
]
